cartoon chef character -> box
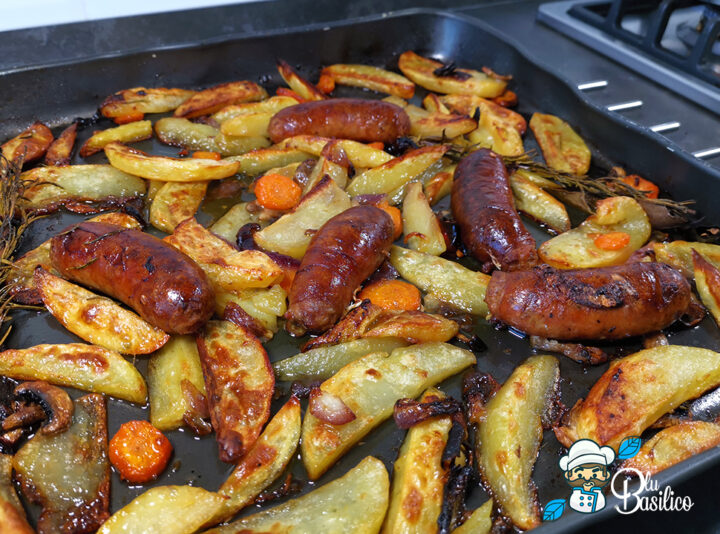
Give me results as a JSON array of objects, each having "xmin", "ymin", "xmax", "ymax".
[{"xmin": 559, "ymin": 439, "xmax": 616, "ymax": 514}]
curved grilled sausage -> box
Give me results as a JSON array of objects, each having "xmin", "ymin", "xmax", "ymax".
[
  {"xmin": 50, "ymin": 222, "xmax": 214, "ymax": 334},
  {"xmin": 267, "ymin": 98, "xmax": 410, "ymax": 144},
  {"xmin": 451, "ymin": 148, "xmax": 538, "ymax": 272},
  {"xmin": 285, "ymin": 205, "xmax": 394, "ymax": 335},
  {"xmin": 485, "ymin": 262, "xmax": 691, "ymax": 340}
]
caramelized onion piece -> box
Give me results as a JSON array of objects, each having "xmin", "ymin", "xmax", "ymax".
[{"xmin": 308, "ymin": 388, "xmax": 356, "ymax": 425}]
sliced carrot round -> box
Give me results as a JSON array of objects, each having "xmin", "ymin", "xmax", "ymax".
[
  {"xmin": 109, "ymin": 420, "xmax": 173, "ymax": 484},
  {"xmin": 316, "ymin": 74, "xmax": 336, "ymax": 94},
  {"xmin": 594, "ymin": 231, "xmax": 631, "ymax": 251},
  {"xmin": 358, "ymin": 279, "xmax": 421, "ymax": 311},
  {"xmin": 254, "ymin": 173, "xmax": 303, "ymax": 211}
]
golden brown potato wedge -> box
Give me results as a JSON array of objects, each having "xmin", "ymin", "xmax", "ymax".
[
  {"xmin": 303, "ymin": 147, "xmax": 349, "ymax": 192},
  {"xmin": 100, "ymin": 87, "xmax": 196, "ymax": 120},
  {"xmin": 174, "ymin": 81, "xmax": 267, "ymax": 118},
  {"xmin": 0, "ymin": 343, "xmax": 147, "ymax": 403},
  {"xmin": 555, "ymin": 346, "xmax": 720, "ymax": 450},
  {"xmin": 277, "ymin": 59, "xmax": 326, "ymax": 101},
  {"xmin": 422, "ymin": 93, "xmax": 451, "ymax": 113},
  {"xmin": 215, "ymin": 285, "xmax": 288, "ymax": 334},
  {"xmin": 404, "ymin": 104, "xmax": 477, "ymax": 139},
  {"xmin": 220, "ymin": 111, "xmax": 275, "ymax": 138},
  {"xmin": 622, "ymin": 421, "xmax": 720, "ymax": 475},
  {"xmin": 322, "ymin": 63, "xmax": 415, "ymax": 98},
  {"xmin": 474, "ymin": 105, "xmax": 524, "ymax": 156},
  {"xmin": 79, "ymin": 120, "xmax": 152, "ymax": 157},
  {"xmin": 20, "ymin": 163, "xmax": 147, "ymax": 214},
  {"xmin": 14, "ymin": 394, "xmax": 109, "ymax": 534},
  {"xmin": 154, "ymin": 117, "xmax": 270, "ymax": 156},
  {"xmin": 1, "ymin": 121, "xmax": 53, "ymax": 166},
  {"xmin": 301, "ymin": 343, "xmax": 475, "ymax": 479},
  {"xmin": 104, "ymin": 141, "xmax": 240, "ymax": 181},
  {"xmin": 165, "ymin": 218, "xmax": 282, "ymax": 291},
  {"xmin": 277, "ymin": 135, "xmax": 393, "ymax": 168},
  {"xmin": 538, "ymin": 196, "xmax": 651, "ymax": 269},
  {"xmin": 479, "ymin": 355, "xmax": 559, "ymax": 531},
  {"xmin": 149, "ymin": 181, "xmax": 208, "ymax": 233},
  {"xmin": 8, "ymin": 212, "xmax": 141, "ymax": 305},
  {"xmin": 398, "ymin": 51, "xmax": 507, "ymax": 97},
  {"xmin": 382, "ymin": 388, "xmax": 452, "ymax": 534},
  {"xmin": 205, "ymin": 396, "xmax": 302, "ymax": 526},
  {"xmin": 402, "ymin": 181, "xmax": 446, "ymax": 255},
  {"xmin": 225, "ymin": 146, "xmax": 313, "ymax": 176},
  {"xmin": 35, "ymin": 268, "xmax": 169, "ymax": 354},
  {"xmin": 212, "ymin": 96, "xmax": 298, "ymax": 124},
  {"xmin": 148, "ymin": 335, "xmax": 207, "ymax": 432},
  {"xmin": 196, "ymin": 320, "xmax": 274, "ymax": 462},
  {"xmin": 452, "ymin": 499, "xmax": 493, "ymax": 534},
  {"xmin": 346, "ymin": 145, "xmax": 449, "ymax": 197},
  {"xmin": 97, "ymin": 486, "xmax": 225, "ymax": 534},
  {"xmin": 439, "ymin": 94, "xmax": 526, "ymax": 134},
  {"xmin": 254, "ymin": 176, "xmax": 352, "ymax": 259},
  {"xmin": 390, "ymin": 246, "xmax": 490, "ymax": 315},
  {"xmin": 693, "ymin": 251, "xmax": 720, "ymax": 325},
  {"xmin": 207, "ymin": 456, "xmax": 389, "ymax": 534},
  {"xmin": 654, "ymin": 240, "xmax": 720, "ymax": 278},
  {"xmin": 0, "ymin": 454, "xmax": 33, "ymax": 534},
  {"xmin": 510, "ymin": 171, "xmax": 570, "ymax": 234},
  {"xmin": 44, "ymin": 123, "xmax": 77, "ymax": 166},
  {"xmin": 209, "ymin": 201, "xmax": 258, "ymax": 242},
  {"xmin": 423, "ymin": 164, "xmax": 455, "ymax": 205},
  {"xmin": 273, "ymin": 338, "xmax": 408, "ymax": 382},
  {"xmin": 529, "ymin": 112, "xmax": 591, "ymax": 175}
]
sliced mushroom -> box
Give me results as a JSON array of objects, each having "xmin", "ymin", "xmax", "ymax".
[{"xmin": 14, "ymin": 381, "xmax": 74, "ymax": 436}]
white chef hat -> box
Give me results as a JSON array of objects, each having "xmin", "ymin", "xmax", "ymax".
[{"xmin": 559, "ymin": 439, "xmax": 615, "ymax": 472}]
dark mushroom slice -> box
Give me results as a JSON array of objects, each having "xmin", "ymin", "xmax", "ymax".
[{"xmin": 14, "ymin": 381, "xmax": 74, "ymax": 436}]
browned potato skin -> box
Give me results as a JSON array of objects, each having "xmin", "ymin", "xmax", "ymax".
[
  {"xmin": 44, "ymin": 123, "xmax": 77, "ymax": 166},
  {"xmin": 268, "ymin": 98, "xmax": 411, "ymax": 144},
  {"xmin": 50, "ymin": 222, "xmax": 214, "ymax": 335},
  {"xmin": 451, "ymin": 148, "xmax": 538, "ymax": 272},
  {"xmin": 286, "ymin": 206, "xmax": 394, "ymax": 335},
  {"xmin": 486, "ymin": 262, "xmax": 691, "ymax": 341}
]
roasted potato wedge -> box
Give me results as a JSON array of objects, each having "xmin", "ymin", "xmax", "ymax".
[
  {"xmin": 452, "ymin": 499, "xmax": 493, "ymax": 534},
  {"xmin": 0, "ymin": 343, "xmax": 147, "ymax": 403},
  {"xmin": 79, "ymin": 120, "xmax": 152, "ymax": 157},
  {"xmin": 35, "ymin": 268, "xmax": 169, "ymax": 355},
  {"xmin": 209, "ymin": 201, "xmax": 258, "ymax": 242},
  {"xmin": 105, "ymin": 141, "xmax": 240, "ymax": 181},
  {"xmin": 97, "ymin": 485, "xmax": 225, "ymax": 534},
  {"xmin": 555, "ymin": 346, "xmax": 720, "ymax": 450},
  {"xmin": 165, "ymin": 218, "xmax": 282, "ymax": 290},
  {"xmin": 206, "ymin": 456, "xmax": 389, "ymax": 534},
  {"xmin": 254, "ymin": 176, "xmax": 352, "ymax": 259},
  {"xmin": 301, "ymin": 342, "xmax": 475, "ymax": 479},
  {"xmin": 439, "ymin": 94, "xmax": 526, "ymax": 134},
  {"xmin": 220, "ymin": 111, "xmax": 275, "ymax": 138},
  {"xmin": 277, "ymin": 59, "xmax": 326, "ymax": 101},
  {"xmin": 148, "ymin": 335, "xmax": 207, "ymax": 431},
  {"xmin": 539, "ymin": 196, "xmax": 651, "ymax": 269},
  {"xmin": 622, "ymin": 421, "xmax": 720, "ymax": 475},
  {"xmin": 215, "ymin": 285, "xmax": 288, "ymax": 334},
  {"xmin": 322, "ymin": 63, "xmax": 415, "ymax": 98},
  {"xmin": 304, "ymin": 151, "xmax": 349, "ymax": 192},
  {"xmin": 479, "ymin": 355, "xmax": 559, "ymax": 530},
  {"xmin": 8, "ymin": 212, "xmax": 141, "ymax": 305},
  {"xmin": 510, "ymin": 171, "xmax": 570, "ymax": 234},
  {"xmin": 100, "ymin": 87, "xmax": 196, "ymax": 120},
  {"xmin": 277, "ymin": 134, "xmax": 393, "ymax": 168},
  {"xmin": 1, "ymin": 121, "xmax": 53, "ymax": 166},
  {"xmin": 402, "ymin": 181, "xmax": 446, "ymax": 255},
  {"xmin": 390, "ymin": 246, "xmax": 490, "ymax": 315},
  {"xmin": 693, "ymin": 251, "xmax": 720, "ymax": 325},
  {"xmin": 404, "ymin": 105, "xmax": 477, "ymax": 139},
  {"xmin": 423, "ymin": 164, "xmax": 455, "ymax": 205},
  {"xmin": 154, "ymin": 117, "xmax": 269, "ymax": 156},
  {"xmin": 398, "ymin": 51, "xmax": 507, "ymax": 97},
  {"xmin": 227, "ymin": 146, "xmax": 312, "ymax": 176},
  {"xmin": 474, "ymin": 104, "xmax": 524, "ymax": 156},
  {"xmin": 206, "ymin": 396, "xmax": 302, "ymax": 526},
  {"xmin": 196, "ymin": 320, "xmax": 274, "ymax": 462},
  {"xmin": 529, "ymin": 112, "xmax": 591, "ymax": 175},
  {"xmin": 174, "ymin": 81, "xmax": 268, "ymax": 118},
  {"xmin": 0, "ymin": 454, "xmax": 33, "ymax": 534},
  {"xmin": 654, "ymin": 240, "xmax": 720, "ymax": 278},
  {"xmin": 14, "ymin": 394, "xmax": 109, "ymax": 534},
  {"xmin": 382, "ymin": 388, "xmax": 452, "ymax": 534},
  {"xmin": 20, "ymin": 164, "xmax": 146, "ymax": 213},
  {"xmin": 44, "ymin": 123, "xmax": 77, "ymax": 166},
  {"xmin": 273, "ymin": 337, "xmax": 408, "ymax": 382},
  {"xmin": 212, "ymin": 96, "xmax": 297, "ymax": 124},
  {"xmin": 347, "ymin": 145, "xmax": 448, "ymax": 197},
  {"xmin": 422, "ymin": 93, "xmax": 451, "ymax": 114},
  {"xmin": 149, "ymin": 181, "xmax": 208, "ymax": 233}
]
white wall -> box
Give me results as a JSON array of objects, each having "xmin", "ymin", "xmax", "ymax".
[{"xmin": 0, "ymin": 0, "xmax": 260, "ymax": 32}]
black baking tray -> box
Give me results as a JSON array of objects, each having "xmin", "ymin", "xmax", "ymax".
[{"xmin": 3, "ymin": 9, "xmax": 720, "ymax": 533}]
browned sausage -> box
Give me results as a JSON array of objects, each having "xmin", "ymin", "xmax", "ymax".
[
  {"xmin": 267, "ymin": 98, "xmax": 410, "ymax": 144},
  {"xmin": 50, "ymin": 221, "xmax": 214, "ymax": 334},
  {"xmin": 451, "ymin": 148, "xmax": 538, "ymax": 272},
  {"xmin": 485, "ymin": 262, "xmax": 691, "ymax": 340},
  {"xmin": 285, "ymin": 205, "xmax": 394, "ymax": 335}
]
